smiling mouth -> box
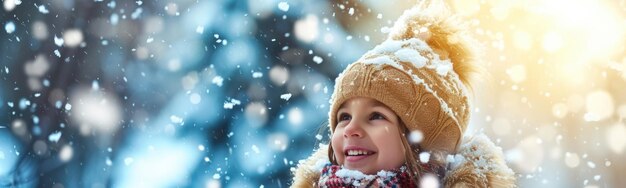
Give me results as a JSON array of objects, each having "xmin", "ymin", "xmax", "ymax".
[
  {"xmin": 345, "ymin": 149, "xmax": 374, "ymax": 156},
  {"xmin": 344, "ymin": 149, "xmax": 376, "ymax": 162}
]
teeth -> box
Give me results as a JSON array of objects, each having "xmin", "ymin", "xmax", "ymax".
[{"xmin": 347, "ymin": 150, "xmax": 370, "ymax": 156}]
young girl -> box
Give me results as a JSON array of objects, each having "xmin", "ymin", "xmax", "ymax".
[{"xmin": 292, "ymin": 2, "xmax": 516, "ymax": 187}]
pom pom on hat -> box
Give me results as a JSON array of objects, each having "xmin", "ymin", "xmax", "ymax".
[{"xmin": 387, "ymin": 0, "xmax": 480, "ymax": 88}]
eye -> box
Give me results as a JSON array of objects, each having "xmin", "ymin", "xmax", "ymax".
[
  {"xmin": 370, "ymin": 112, "xmax": 386, "ymax": 121},
  {"xmin": 338, "ymin": 113, "xmax": 351, "ymax": 122}
]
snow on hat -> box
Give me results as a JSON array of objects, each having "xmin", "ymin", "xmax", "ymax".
[{"xmin": 328, "ymin": 1, "xmax": 478, "ymax": 154}]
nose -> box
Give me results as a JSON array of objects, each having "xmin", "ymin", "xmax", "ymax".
[{"xmin": 343, "ymin": 121, "xmax": 363, "ymax": 138}]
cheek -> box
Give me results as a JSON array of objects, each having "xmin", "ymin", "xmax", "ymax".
[
  {"xmin": 374, "ymin": 127, "xmax": 406, "ymax": 167},
  {"xmin": 331, "ymin": 130, "xmax": 344, "ymax": 162}
]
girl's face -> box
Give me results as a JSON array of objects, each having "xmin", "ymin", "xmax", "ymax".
[{"xmin": 331, "ymin": 97, "xmax": 406, "ymax": 174}]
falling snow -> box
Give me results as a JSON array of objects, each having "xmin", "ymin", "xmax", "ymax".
[
  {"xmin": 277, "ymin": 2, "xmax": 289, "ymax": 12},
  {"xmin": 409, "ymin": 130, "xmax": 423, "ymax": 144},
  {"xmin": 315, "ymin": 134, "xmax": 323, "ymax": 140},
  {"xmin": 131, "ymin": 8, "xmax": 143, "ymax": 19},
  {"xmin": 4, "ymin": 21, "xmax": 15, "ymax": 34},
  {"xmin": 313, "ymin": 56, "xmax": 323, "ymax": 64},
  {"xmin": 37, "ymin": 4, "xmax": 49, "ymax": 14},
  {"xmin": 54, "ymin": 35, "xmax": 64, "ymax": 46},
  {"xmin": 170, "ymin": 115, "xmax": 183, "ymax": 124},
  {"xmin": 48, "ymin": 131, "xmax": 62, "ymax": 143},
  {"xmin": 223, "ymin": 98, "xmax": 241, "ymax": 109},
  {"xmin": 419, "ymin": 152, "xmax": 430, "ymax": 163},
  {"xmin": 196, "ymin": 26, "xmax": 204, "ymax": 34},
  {"xmin": 280, "ymin": 93, "xmax": 292, "ymax": 101},
  {"xmin": 212, "ymin": 76, "xmax": 224, "ymax": 87},
  {"xmin": 0, "ymin": 0, "xmax": 625, "ymax": 187},
  {"xmin": 62, "ymin": 29, "xmax": 83, "ymax": 47}
]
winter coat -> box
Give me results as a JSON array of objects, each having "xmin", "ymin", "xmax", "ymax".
[{"xmin": 291, "ymin": 134, "xmax": 516, "ymax": 188}]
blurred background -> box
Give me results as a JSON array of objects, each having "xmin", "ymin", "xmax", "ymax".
[{"xmin": 1, "ymin": 0, "xmax": 625, "ymax": 187}]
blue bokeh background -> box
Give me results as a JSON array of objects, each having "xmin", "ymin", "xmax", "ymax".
[{"xmin": 3, "ymin": 0, "xmax": 626, "ymax": 187}]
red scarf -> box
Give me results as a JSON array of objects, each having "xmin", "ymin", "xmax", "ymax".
[
  {"xmin": 317, "ymin": 163, "xmax": 445, "ymax": 188},
  {"xmin": 317, "ymin": 163, "xmax": 444, "ymax": 187}
]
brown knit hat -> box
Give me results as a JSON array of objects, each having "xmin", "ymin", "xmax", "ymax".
[{"xmin": 328, "ymin": 2, "xmax": 478, "ymax": 154}]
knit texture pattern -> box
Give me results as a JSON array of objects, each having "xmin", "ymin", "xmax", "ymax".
[
  {"xmin": 318, "ymin": 164, "xmax": 415, "ymax": 188},
  {"xmin": 327, "ymin": 1, "xmax": 478, "ymax": 154}
]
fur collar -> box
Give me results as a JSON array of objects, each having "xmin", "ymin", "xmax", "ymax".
[{"xmin": 291, "ymin": 133, "xmax": 516, "ymax": 187}]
